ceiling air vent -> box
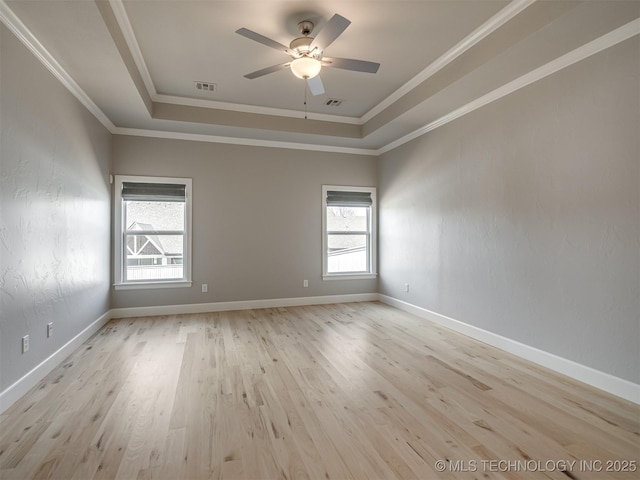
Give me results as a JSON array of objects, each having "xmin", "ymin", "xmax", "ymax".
[
  {"xmin": 325, "ymin": 99, "xmax": 343, "ymax": 107},
  {"xmin": 195, "ymin": 81, "xmax": 217, "ymax": 92}
]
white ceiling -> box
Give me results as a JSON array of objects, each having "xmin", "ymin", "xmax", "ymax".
[{"xmin": 2, "ymin": 0, "xmax": 639, "ymax": 154}]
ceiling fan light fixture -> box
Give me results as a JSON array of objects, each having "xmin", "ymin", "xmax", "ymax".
[{"xmin": 290, "ymin": 56, "xmax": 321, "ymax": 79}]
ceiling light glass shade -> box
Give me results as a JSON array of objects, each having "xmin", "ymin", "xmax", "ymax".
[{"xmin": 290, "ymin": 57, "xmax": 321, "ymax": 79}]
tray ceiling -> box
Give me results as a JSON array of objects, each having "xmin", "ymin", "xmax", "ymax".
[{"xmin": 2, "ymin": 0, "xmax": 639, "ymax": 154}]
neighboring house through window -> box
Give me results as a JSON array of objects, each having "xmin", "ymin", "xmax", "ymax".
[
  {"xmin": 114, "ymin": 175, "xmax": 192, "ymax": 289},
  {"xmin": 322, "ymin": 185, "xmax": 377, "ymax": 280}
]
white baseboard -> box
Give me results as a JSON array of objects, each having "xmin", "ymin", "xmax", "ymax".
[
  {"xmin": 110, "ymin": 293, "xmax": 378, "ymax": 319},
  {"xmin": 5, "ymin": 293, "xmax": 636, "ymax": 414},
  {"xmin": 379, "ymin": 294, "xmax": 639, "ymax": 404},
  {"xmin": 0, "ymin": 310, "xmax": 113, "ymax": 414},
  {"xmin": 0, "ymin": 293, "xmax": 376, "ymax": 414}
]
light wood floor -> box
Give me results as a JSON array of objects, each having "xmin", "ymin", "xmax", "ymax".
[{"xmin": 1, "ymin": 302, "xmax": 638, "ymax": 480}]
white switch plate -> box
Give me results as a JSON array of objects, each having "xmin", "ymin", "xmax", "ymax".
[
  {"xmin": 47, "ymin": 322, "xmax": 53, "ymax": 338},
  {"xmin": 404, "ymin": 283, "xmax": 410, "ymax": 292},
  {"xmin": 201, "ymin": 283, "xmax": 208, "ymax": 293},
  {"xmin": 22, "ymin": 335, "xmax": 29, "ymax": 353},
  {"xmin": 303, "ymin": 280, "xmax": 308, "ymax": 288}
]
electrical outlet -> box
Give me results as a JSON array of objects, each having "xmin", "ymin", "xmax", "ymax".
[
  {"xmin": 404, "ymin": 283, "xmax": 410, "ymax": 293},
  {"xmin": 22, "ymin": 335, "xmax": 29, "ymax": 353},
  {"xmin": 303, "ymin": 279, "xmax": 309, "ymax": 288},
  {"xmin": 47, "ymin": 322, "xmax": 53, "ymax": 338},
  {"xmin": 201, "ymin": 283, "xmax": 208, "ymax": 293}
]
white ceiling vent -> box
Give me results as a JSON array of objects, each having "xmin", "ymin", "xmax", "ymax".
[
  {"xmin": 325, "ymin": 99, "xmax": 343, "ymax": 107},
  {"xmin": 195, "ymin": 81, "xmax": 217, "ymax": 92}
]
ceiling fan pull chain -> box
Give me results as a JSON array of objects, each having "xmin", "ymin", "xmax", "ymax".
[{"xmin": 304, "ymin": 83, "xmax": 308, "ymax": 120}]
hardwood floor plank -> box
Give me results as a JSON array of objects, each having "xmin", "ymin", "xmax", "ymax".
[{"xmin": 1, "ymin": 302, "xmax": 638, "ymax": 479}]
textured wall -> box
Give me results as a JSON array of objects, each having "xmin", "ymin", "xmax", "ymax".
[
  {"xmin": 1, "ymin": 25, "xmax": 112, "ymax": 392},
  {"xmin": 378, "ymin": 38, "xmax": 639, "ymax": 383},
  {"xmin": 111, "ymin": 136, "xmax": 377, "ymax": 308}
]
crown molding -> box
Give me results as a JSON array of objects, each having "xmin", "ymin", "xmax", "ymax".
[
  {"xmin": 109, "ymin": 0, "xmax": 157, "ymax": 97},
  {"xmin": 3, "ymin": 0, "xmax": 637, "ymax": 157},
  {"xmin": 108, "ymin": 0, "xmax": 536, "ymax": 126},
  {"xmin": 112, "ymin": 127, "xmax": 377, "ymax": 156},
  {"xmin": 376, "ymin": 17, "xmax": 640, "ymax": 156},
  {"xmin": 361, "ymin": 0, "xmax": 536, "ymax": 123},
  {"xmin": 0, "ymin": 0, "xmax": 115, "ymax": 132},
  {"xmin": 109, "ymin": 0, "xmax": 363, "ymax": 125}
]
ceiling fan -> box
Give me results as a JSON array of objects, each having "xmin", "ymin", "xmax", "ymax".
[{"xmin": 236, "ymin": 14, "xmax": 380, "ymax": 96}]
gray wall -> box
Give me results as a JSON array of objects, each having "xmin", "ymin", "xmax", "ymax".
[
  {"xmin": 378, "ymin": 38, "xmax": 639, "ymax": 383},
  {"xmin": 1, "ymin": 25, "xmax": 112, "ymax": 392},
  {"xmin": 111, "ymin": 136, "xmax": 377, "ymax": 308}
]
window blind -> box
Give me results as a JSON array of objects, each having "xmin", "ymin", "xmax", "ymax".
[
  {"xmin": 326, "ymin": 190, "xmax": 372, "ymax": 207},
  {"xmin": 121, "ymin": 182, "xmax": 186, "ymax": 202}
]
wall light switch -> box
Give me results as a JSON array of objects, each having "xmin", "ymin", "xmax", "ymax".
[
  {"xmin": 47, "ymin": 322, "xmax": 53, "ymax": 338},
  {"xmin": 303, "ymin": 280, "xmax": 309, "ymax": 288},
  {"xmin": 404, "ymin": 283, "xmax": 410, "ymax": 292},
  {"xmin": 201, "ymin": 283, "xmax": 208, "ymax": 293},
  {"xmin": 22, "ymin": 335, "xmax": 29, "ymax": 353}
]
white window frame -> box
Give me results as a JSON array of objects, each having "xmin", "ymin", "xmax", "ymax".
[
  {"xmin": 322, "ymin": 185, "xmax": 377, "ymax": 280},
  {"xmin": 113, "ymin": 175, "xmax": 192, "ymax": 290}
]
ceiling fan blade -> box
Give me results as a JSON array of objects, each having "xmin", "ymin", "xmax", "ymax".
[
  {"xmin": 309, "ymin": 14, "xmax": 351, "ymax": 52},
  {"xmin": 322, "ymin": 57, "xmax": 380, "ymax": 74},
  {"xmin": 236, "ymin": 28, "xmax": 290, "ymax": 53},
  {"xmin": 244, "ymin": 63, "xmax": 290, "ymax": 79},
  {"xmin": 307, "ymin": 76, "xmax": 325, "ymax": 96}
]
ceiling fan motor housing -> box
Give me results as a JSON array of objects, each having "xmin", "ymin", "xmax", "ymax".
[{"xmin": 290, "ymin": 36, "xmax": 319, "ymax": 58}]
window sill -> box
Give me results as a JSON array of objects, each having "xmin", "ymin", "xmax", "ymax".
[
  {"xmin": 114, "ymin": 281, "xmax": 192, "ymax": 291},
  {"xmin": 322, "ymin": 273, "xmax": 377, "ymax": 281}
]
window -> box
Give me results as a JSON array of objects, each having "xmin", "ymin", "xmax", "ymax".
[
  {"xmin": 322, "ymin": 185, "xmax": 377, "ymax": 279},
  {"xmin": 114, "ymin": 176, "xmax": 192, "ymax": 289}
]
